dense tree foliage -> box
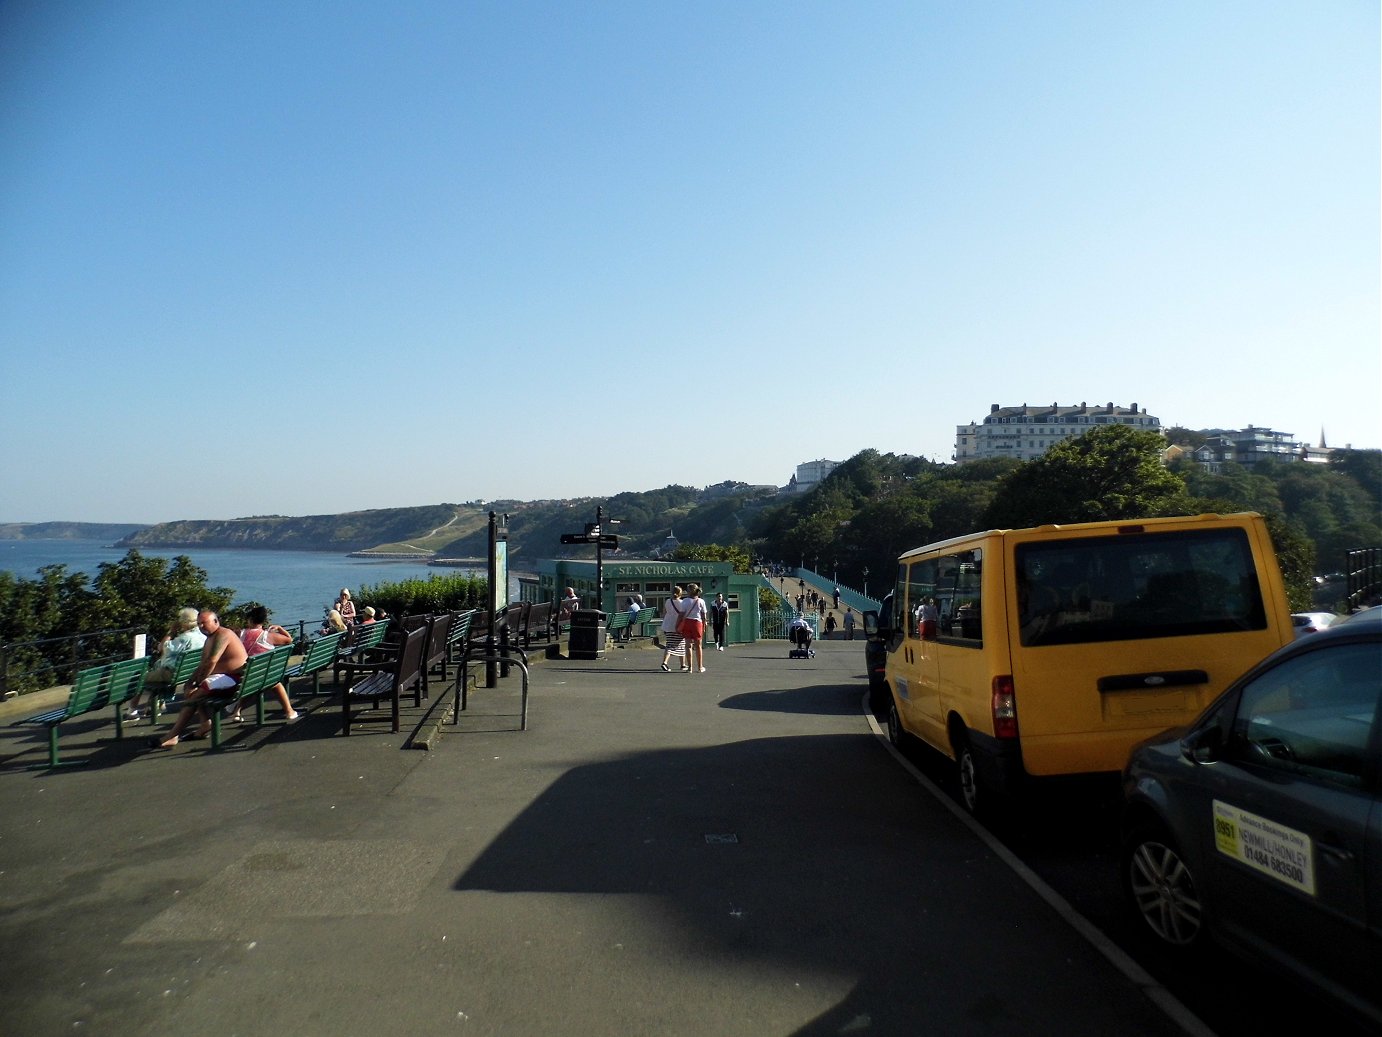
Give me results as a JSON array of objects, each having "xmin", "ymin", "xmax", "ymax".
[
  {"xmin": 748, "ymin": 450, "xmax": 1017, "ymax": 591},
  {"xmin": 746, "ymin": 438, "xmax": 1379, "ymax": 614},
  {"xmin": 668, "ymin": 543, "xmax": 754, "ymax": 573},
  {"xmin": 981, "ymin": 426, "xmax": 1187, "ymax": 528},
  {"xmin": 0, "ymin": 551, "xmax": 233, "ymax": 694}
]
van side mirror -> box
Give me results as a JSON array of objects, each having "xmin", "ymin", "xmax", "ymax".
[{"xmin": 863, "ymin": 610, "xmax": 879, "ymax": 638}]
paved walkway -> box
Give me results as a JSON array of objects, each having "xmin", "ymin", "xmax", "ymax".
[{"xmin": 0, "ymin": 638, "xmax": 1202, "ymax": 1036}]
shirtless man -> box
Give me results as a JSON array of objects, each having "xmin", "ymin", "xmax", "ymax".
[{"xmin": 151, "ymin": 610, "xmax": 248, "ymax": 748}]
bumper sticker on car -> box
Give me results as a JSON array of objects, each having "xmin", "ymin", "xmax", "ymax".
[{"xmin": 1213, "ymin": 800, "xmax": 1315, "ymax": 895}]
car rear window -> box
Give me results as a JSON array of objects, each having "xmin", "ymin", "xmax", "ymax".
[{"xmin": 1016, "ymin": 528, "xmax": 1268, "ymax": 646}]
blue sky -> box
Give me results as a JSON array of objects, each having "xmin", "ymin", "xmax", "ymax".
[{"xmin": 2, "ymin": 2, "xmax": 1377, "ymax": 524}]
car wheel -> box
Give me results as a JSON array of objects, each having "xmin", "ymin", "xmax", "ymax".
[{"xmin": 1123, "ymin": 823, "xmax": 1204, "ymax": 948}]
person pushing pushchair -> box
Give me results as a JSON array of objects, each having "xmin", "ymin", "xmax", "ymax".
[{"xmin": 788, "ymin": 612, "xmax": 815, "ymax": 658}]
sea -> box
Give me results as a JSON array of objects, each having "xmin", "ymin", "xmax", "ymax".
[{"xmin": 0, "ymin": 539, "xmax": 494, "ymax": 628}]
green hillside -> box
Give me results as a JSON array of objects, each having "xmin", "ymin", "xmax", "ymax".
[{"xmin": 118, "ymin": 504, "xmax": 470, "ymax": 553}]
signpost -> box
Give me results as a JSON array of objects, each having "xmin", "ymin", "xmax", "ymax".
[{"xmin": 558, "ymin": 505, "xmax": 621, "ymax": 612}]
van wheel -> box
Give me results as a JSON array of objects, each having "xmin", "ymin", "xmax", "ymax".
[
  {"xmin": 1122, "ymin": 823, "xmax": 1204, "ymax": 949},
  {"xmin": 955, "ymin": 735, "xmax": 982, "ymax": 815},
  {"xmin": 886, "ymin": 702, "xmax": 906, "ymax": 748}
]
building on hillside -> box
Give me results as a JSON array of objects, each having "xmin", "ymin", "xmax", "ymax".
[
  {"xmin": 1191, "ymin": 427, "xmax": 1330, "ymax": 472},
  {"xmin": 786, "ymin": 459, "xmax": 840, "ymax": 492},
  {"xmin": 953, "ymin": 402, "xmax": 1162, "ymax": 464}
]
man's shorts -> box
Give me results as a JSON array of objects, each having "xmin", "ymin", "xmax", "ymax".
[{"xmin": 197, "ymin": 673, "xmax": 239, "ymax": 694}]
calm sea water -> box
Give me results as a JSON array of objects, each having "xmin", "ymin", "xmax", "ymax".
[{"xmin": 0, "ymin": 539, "xmax": 491, "ymax": 627}]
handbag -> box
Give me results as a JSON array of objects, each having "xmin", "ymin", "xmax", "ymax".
[{"xmin": 675, "ymin": 602, "xmax": 699, "ymax": 638}]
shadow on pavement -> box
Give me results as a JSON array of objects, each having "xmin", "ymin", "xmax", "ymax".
[{"xmin": 453, "ymin": 734, "xmax": 1185, "ymax": 1036}]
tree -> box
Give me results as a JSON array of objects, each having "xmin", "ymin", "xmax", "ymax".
[
  {"xmin": 1263, "ymin": 514, "xmax": 1316, "ymax": 612},
  {"xmin": 670, "ymin": 543, "xmax": 754, "ymax": 573},
  {"xmin": 982, "ymin": 426, "xmax": 1187, "ymax": 529},
  {"xmin": 79, "ymin": 550, "xmax": 234, "ymax": 638},
  {"xmin": 1328, "ymin": 448, "xmax": 1382, "ymax": 505}
]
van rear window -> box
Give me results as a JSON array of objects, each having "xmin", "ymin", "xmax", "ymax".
[{"xmin": 1016, "ymin": 528, "xmax": 1267, "ymax": 646}]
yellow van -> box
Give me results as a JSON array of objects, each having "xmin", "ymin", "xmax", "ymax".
[{"xmin": 875, "ymin": 513, "xmax": 1293, "ymax": 813}]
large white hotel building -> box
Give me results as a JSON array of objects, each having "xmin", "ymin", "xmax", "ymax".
[{"xmin": 954, "ymin": 402, "xmax": 1161, "ymax": 464}]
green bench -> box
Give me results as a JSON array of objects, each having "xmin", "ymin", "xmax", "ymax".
[
  {"xmin": 157, "ymin": 644, "xmax": 294, "ymax": 749},
  {"xmin": 147, "ymin": 648, "xmax": 205, "ymax": 723},
  {"xmin": 443, "ymin": 609, "xmax": 476, "ymax": 677},
  {"xmin": 217, "ymin": 644, "xmax": 294, "ymax": 746},
  {"xmin": 607, "ymin": 608, "xmax": 653, "ymax": 642},
  {"xmin": 283, "ymin": 630, "xmax": 345, "ymax": 696},
  {"xmin": 17, "ymin": 656, "xmax": 148, "ymax": 768},
  {"xmin": 332, "ymin": 620, "xmax": 393, "ymax": 686}
]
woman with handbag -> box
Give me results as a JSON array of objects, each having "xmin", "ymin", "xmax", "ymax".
[
  {"xmin": 659, "ymin": 586, "xmax": 690, "ymax": 672},
  {"xmin": 679, "ymin": 583, "xmax": 709, "ymax": 674}
]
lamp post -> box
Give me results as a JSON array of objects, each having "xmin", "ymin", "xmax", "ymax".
[
  {"xmin": 863, "ymin": 566, "xmax": 870, "ymax": 600},
  {"xmin": 832, "ymin": 559, "xmax": 837, "ymax": 585},
  {"xmin": 813, "ymin": 555, "xmax": 819, "ymax": 574}
]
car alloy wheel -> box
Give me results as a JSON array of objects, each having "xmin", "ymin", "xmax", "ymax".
[{"xmin": 1124, "ymin": 826, "xmax": 1204, "ymax": 947}]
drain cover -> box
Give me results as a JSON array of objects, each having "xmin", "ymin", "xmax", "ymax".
[{"xmin": 704, "ymin": 833, "xmax": 739, "ymax": 844}]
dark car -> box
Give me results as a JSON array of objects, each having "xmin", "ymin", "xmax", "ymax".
[
  {"xmin": 861, "ymin": 592, "xmax": 893, "ymax": 713},
  {"xmin": 1120, "ymin": 613, "xmax": 1381, "ymax": 1028}
]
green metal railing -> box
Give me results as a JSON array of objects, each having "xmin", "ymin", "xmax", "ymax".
[{"xmin": 0, "ymin": 626, "xmax": 143, "ymax": 699}]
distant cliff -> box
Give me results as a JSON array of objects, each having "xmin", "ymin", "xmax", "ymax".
[
  {"xmin": 108, "ymin": 484, "xmax": 779, "ymax": 561},
  {"xmin": 117, "ymin": 505, "xmax": 464, "ymax": 553},
  {"xmin": 0, "ymin": 522, "xmax": 147, "ymax": 541}
]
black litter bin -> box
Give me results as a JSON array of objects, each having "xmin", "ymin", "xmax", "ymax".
[{"xmin": 568, "ymin": 609, "xmax": 606, "ymax": 660}]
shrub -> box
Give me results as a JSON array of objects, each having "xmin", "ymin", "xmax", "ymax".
[{"xmin": 356, "ymin": 572, "xmax": 487, "ymax": 619}]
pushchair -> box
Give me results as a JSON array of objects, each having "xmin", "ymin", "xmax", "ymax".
[{"xmin": 788, "ymin": 621, "xmax": 815, "ymax": 659}]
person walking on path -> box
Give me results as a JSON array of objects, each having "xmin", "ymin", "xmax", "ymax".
[
  {"xmin": 659, "ymin": 586, "xmax": 690, "ymax": 672},
  {"xmin": 825, "ymin": 612, "xmax": 837, "ymax": 639},
  {"xmin": 833, "ymin": 585, "xmax": 841, "ymax": 610},
  {"xmin": 709, "ymin": 592, "xmax": 729, "ymax": 651},
  {"xmin": 680, "ymin": 583, "xmax": 709, "ymax": 673},
  {"xmin": 843, "ymin": 607, "xmax": 856, "ymax": 640}
]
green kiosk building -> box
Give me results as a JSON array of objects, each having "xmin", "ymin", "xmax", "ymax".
[{"xmin": 529, "ymin": 558, "xmax": 762, "ymax": 644}]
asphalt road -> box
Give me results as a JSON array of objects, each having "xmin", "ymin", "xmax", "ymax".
[
  {"xmin": 2, "ymin": 633, "xmax": 1363, "ymax": 1036},
  {"xmin": 867, "ymin": 699, "xmax": 1378, "ymax": 1037}
]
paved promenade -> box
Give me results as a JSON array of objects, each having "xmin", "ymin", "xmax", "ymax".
[{"xmin": 0, "ymin": 637, "xmax": 1204, "ymax": 1036}]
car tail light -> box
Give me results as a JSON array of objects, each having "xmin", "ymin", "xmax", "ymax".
[{"xmin": 992, "ymin": 676, "xmax": 1018, "ymax": 739}]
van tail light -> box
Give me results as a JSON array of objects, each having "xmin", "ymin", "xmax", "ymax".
[{"xmin": 992, "ymin": 676, "xmax": 1018, "ymax": 739}]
